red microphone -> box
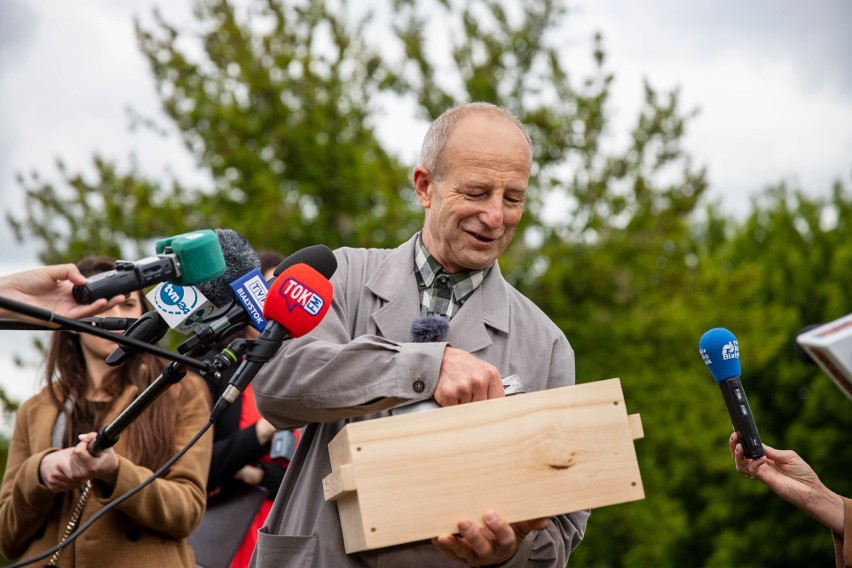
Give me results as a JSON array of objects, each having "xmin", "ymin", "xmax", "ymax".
[
  {"xmin": 264, "ymin": 262, "xmax": 332, "ymax": 337},
  {"xmin": 210, "ymin": 262, "xmax": 333, "ymax": 420}
]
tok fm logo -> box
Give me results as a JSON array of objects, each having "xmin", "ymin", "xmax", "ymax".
[
  {"xmin": 721, "ymin": 340, "xmax": 739, "ymax": 361},
  {"xmin": 279, "ymin": 277, "xmax": 324, "ymax": 316}
]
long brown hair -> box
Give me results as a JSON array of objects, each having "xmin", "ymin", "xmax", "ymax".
[{"xmin": 44, "ymin": 256, "xmax": 177, "ymax": 469}]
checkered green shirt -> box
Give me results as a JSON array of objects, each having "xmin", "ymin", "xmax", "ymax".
[{"xmin": 413, "ymin": 233, "xmax": 490, "ymax": 320}]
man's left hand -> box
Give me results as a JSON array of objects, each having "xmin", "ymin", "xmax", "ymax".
[{"xmin": 432, "ymin": 511, "xmax": 549, "ymax": 565}]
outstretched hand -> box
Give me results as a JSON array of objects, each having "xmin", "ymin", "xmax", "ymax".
[
  {"xmin": 0, "ymin": 264, "xmax": 127, "ymax": 320},
  {"xmin": 729, "ymin": 432, "xmax": 844, "ymax": 534}
]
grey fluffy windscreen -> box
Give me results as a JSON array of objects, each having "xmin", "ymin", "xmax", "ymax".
[
  {"xmin": 410, "ymin": 315, "xmax": 450, "ymax": 343},
  {"xmin": 196, "ymin": 228, "xmax": 260, "ymax": 307}
]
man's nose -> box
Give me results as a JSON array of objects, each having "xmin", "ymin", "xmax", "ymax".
[{"xmin": 479, "ymin": 195, "xmax": 504, "ymax": 228}]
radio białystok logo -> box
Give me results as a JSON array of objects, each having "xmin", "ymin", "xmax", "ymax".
[
  {"xmin": 278, "ymin": 277, "xmax": 324, "ymax": 316},
  {"xmin": 721, "ymin": 340, "xmax": 739, "ymax": 361}
]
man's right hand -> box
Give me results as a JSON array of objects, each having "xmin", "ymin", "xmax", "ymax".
[{"xmin": 434, "ymin": 346, "xmax": 504, "ymax": 406}]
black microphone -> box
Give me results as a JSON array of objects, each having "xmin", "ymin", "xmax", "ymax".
[
  {"xmin": 272, "ymin": 244, "xmax": 338, "ymax": 279},
  {"xmin": 107, "ymin": 228, "xmax": 260, "ymax": 364},
  {"xmin": 0, "ymin": 316, "xmax": 137, "ymax": 331},
  {"xmin": 104, "ymin": 311, "xmax": 171, "ymax": 366},
  {"xmin": 0, "ymin": 295, "xmax": 207, "ymax": 370},
  {"xmin": 698, "ymin": 327, "xmax": 764, "ymax": 459},
  {"xmin": 210, "ymin": 259, "xmax": 336, "ymax": 421},
  {"xmin": 178, "ymin": 244, "xmax": 337, "ymax": 355},
  {"xmin": 71, "ymin": 229, "xmax": 226, "ymax": 304},
  {"xmin": 194, "ymin": 228, "xmax": 262, "ymax": 309},
  {"xmin": 78, "ymin": 317, "xmax": 137, "ymax": 330}
]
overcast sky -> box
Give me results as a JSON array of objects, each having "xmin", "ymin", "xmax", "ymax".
[{"xmin": 1, "ymin": 0, "xmax": 851, "ymax": 406}]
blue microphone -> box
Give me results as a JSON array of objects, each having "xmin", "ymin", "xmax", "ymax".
[{"xmin": 699, "ymin": 328, "xmax": 764, "ymax": 459}]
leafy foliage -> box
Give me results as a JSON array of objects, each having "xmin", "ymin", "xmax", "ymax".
[{"xmin": 4, "ymin": 1, "xmax": 850, "ymax": 566}]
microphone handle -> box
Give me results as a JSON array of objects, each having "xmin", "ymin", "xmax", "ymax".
[
  {"xmin": 0, "ymin": 317, "xmax": 135, "ymax": 331},
  {"xmin": 88, "ymin": 362, "xmax": 187, "ymax": 456},
  {"xmin": 719, "ymin": 377, "xmax": 764, "ymax": 459},
  {"xmin": 210, "ymin": 322, "xmax": 287, "ymax": 421},
  {"xmin": 72, "ymin": 256, "xmax": 179, "ymax": 304}
]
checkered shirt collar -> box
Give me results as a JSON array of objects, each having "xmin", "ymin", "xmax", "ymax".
[{"xmin": 413, "ymin": 232, "xmax": 490, "ymax": 319}]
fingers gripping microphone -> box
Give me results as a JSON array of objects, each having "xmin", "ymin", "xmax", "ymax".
[
  {"xmin": 72, "ymin": 229, "xmax": 226, "ymax": 304},
  {"xmin": 699, "ymin": 328, "xmax": 765, "ymax": 459},
  {"xmin": 210, "ymin": 262, "xmax": 335, "ymax": 421}
]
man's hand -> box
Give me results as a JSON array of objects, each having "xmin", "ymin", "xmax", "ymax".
[
  {"xmin": 39, "ymin": 433, "xmax": 119, "ymax": 493},
  {"xmin": 434, "ymin": 347, "xmax": 504, "ymax": 406},
  {"xmin": 0, "ymin": 264, "xmax": 127, "ymax": 320},
  {"xmin": 432, "ymin": 511, "xmax": 550, "ymax": 565}
]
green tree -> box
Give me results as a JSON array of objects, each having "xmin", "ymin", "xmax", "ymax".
[
  {"xmin": 689, "ymin": 184, "xmax": 852, "ymax": 567},
  {"xmin": 9, "ymin": 0, "xmax": 420, "ymax": 264},
  {"xmin": 5, "ymin": 0, "xmax": 851, "ymax": 566}
]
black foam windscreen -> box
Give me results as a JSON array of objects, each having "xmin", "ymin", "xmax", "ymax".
[
  {"xmin": 272, "ymin": 244, "xmax": 337, "ymax": 280},
  {"xmin": 410, "ymin": 315, "xmax": 450, "ymax": 343},
  {"xmin": 196, "ymin": 228, "xmax": 260, "ymax": 307}
]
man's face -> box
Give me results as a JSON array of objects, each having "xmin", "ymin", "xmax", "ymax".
[{"xmin": 414, "ymin": 114, "xmax": 531, "ymax": 273}]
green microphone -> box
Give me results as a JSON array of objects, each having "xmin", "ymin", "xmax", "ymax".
[{"xmin": 72, "ymin": 229, "xmax": 226, "ymax": 304}]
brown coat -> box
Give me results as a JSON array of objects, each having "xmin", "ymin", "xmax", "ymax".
[{"xmin": 0, "ymin": 374, "xmax": 213, "ymax": 567}]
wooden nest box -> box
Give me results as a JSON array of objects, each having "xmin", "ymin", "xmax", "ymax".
[{"xmin": 323, "ymin": 377, "xmax": 644, "ymax": 553}]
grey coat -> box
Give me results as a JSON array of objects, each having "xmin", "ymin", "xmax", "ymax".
[{"xmin": 250, "ymin": 235, "xmax": 590, "ymax": 567}]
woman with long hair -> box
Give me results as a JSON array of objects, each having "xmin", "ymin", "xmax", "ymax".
[{"xmin": 0, "ymin": 256, "xmax": 212, "ymax": 567}]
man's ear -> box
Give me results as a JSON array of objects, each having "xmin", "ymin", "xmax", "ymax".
[{"xmin": 412, "ymin": 166, "xmax": 432, "ymax": 208}]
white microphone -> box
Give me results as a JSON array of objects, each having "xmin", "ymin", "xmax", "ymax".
[{"xmin": 146, "ymin": 282, "xmax": 216, "ymax": 334}]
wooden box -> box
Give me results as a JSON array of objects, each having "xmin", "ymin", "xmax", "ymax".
[{"xmin": 322, "ymin": 378, "xmax": 644, "ymax": 553}]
